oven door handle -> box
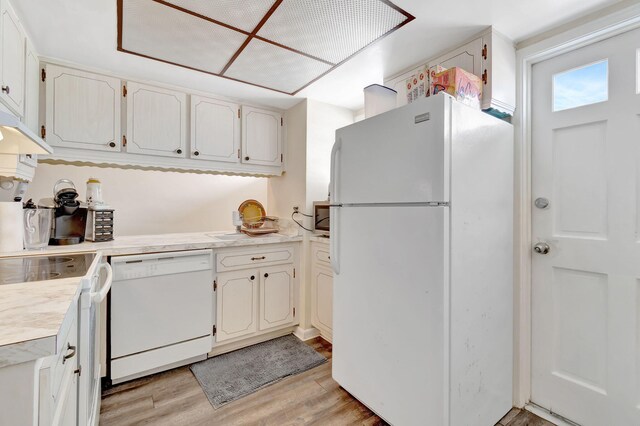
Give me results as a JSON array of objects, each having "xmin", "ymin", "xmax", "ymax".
[{"xmin": 92, "ymin": 262, "xmax": 113, "ymax": 303}]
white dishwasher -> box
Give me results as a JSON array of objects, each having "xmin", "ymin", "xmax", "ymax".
[{"xmin": 109, "ymin": 249, "xmax": 213, "ymax": 384}]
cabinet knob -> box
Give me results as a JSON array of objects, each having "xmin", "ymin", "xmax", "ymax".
[
  {"xmin": 109, "ymin": 142, "xmax": 116, "ymax": 148},
  {"xmin": 1, "ymin": 85, "xmax": 9, "ymax": 94},
  {"xmin": 193, "ymin": 150, "xmax": 200, "ymax": 156},
  {"xmin": 176, "ymin": 148, "xmax": 183, "ymax": 154},
  {"xmin": 245, "ymin": 156, "xmax": 250, "ymax": 161},
  {"xmin": 250, "ymin": 275, "xmax": 255, "ymax": 281},
  {"xmin": 264, "ymin": 273, "xmax": 269, "ymax": 278}
]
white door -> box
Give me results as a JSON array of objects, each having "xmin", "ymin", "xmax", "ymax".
[
  {"xmin": 0, "ymin": 0, "xmax": 24, "ymax": 116},
  {"xmin": 216, "ymin": 269, "xmax": 258, "ymax": 342},
  {"xmin": 191, "ymin": 95, "xmax": 240, "ymax": 162},
  {"xmin": 531, "ymin": 27, "xmax": 640, "ymax": 426},
  {"xmin": 259, "ymin": 265, "xmax": 294, "ymax": 330},
  {"xmin": 126, "ymin": 81, "xmax": 187, "ymax": 158},
  {"xmin": 241, "ymin": 105, "xmax": 282, "ymax": 167},
  {"xmin": 45, "ymin": 65, "xmax": 121, "ymax": 152}
]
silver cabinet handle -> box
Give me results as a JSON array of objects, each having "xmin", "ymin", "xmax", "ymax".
[
  {"xmin": 62, "ymin": 343, "xmax": 76, "ymax": 364},
  {"xmin": 533, "ymin": 242, "xmax": 550, "ymax": 255}
]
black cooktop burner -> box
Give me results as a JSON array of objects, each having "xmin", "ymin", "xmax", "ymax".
[{"xmin": 0, "ymin": 253, "xmax": 96, "ymax": 285}]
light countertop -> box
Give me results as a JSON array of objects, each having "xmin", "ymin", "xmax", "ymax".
[
  {"xmin": 0, "ymin": 231, "xmax": 303, "ymax": 258},
  {"xmin": 0, "ymin": 231, "xmax": 303, "ymax": 367},
  {"xmin": 0, "ymin": 278, "xmax": 81, "ymax": 367}
]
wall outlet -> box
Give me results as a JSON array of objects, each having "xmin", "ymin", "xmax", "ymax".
[{"xmin": 293, "ymin": 206, "xmax": 299, "ymax": 214}]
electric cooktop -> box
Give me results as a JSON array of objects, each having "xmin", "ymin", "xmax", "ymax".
[{"xmin": 0, "ymin": 253, "xmax": 96, "ymax": 285}]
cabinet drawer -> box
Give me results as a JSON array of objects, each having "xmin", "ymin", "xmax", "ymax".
[
  {"xmin": 216, "ymin": 246, "xmax": 294, "ymax": 272},
  {"xmin": 312, "ymin": 244, "xmax": 331, "ymax": 265}
]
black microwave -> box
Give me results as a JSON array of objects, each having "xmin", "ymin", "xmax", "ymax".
[{"xmin": 313, "ymin": 201, "xmax": 330, "ymax": 236}]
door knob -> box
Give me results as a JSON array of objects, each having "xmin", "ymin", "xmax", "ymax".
[
  {"xmin": 533, "ymin": 242, "xmax": 550, "ymax": 255},
  {"xmin": 2, "ymin": 85, "xmax": 9, "ymax": 94}
]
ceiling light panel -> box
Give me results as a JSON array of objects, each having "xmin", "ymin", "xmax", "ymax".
[
  {"xmin": 224, "ymin": 39, "xmax": 332, "ymax": 94},
  {"xmin": 257, "ymin": 0, "xmax": 409, "ymax": 64},
  {"xmin": 121, "ymin": 0, "xmax": 247, "ymax": 74},
  {"xmin": 161, "ymin": 0, "xmax": 276, "ymax": 32}
]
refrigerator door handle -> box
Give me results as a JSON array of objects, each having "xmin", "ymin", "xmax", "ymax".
[
  {"xmin": 330, "ymin": 205, "xmax": 340, "ymax": 274},
  {"xmin": 330, "ymin": 139, "xmax": 342, "ymax": 204}
]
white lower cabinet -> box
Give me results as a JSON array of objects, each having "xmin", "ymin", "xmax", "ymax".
[
  {"xmin": 39, "ymin": 302, "xmax": 79, "ymax": 426},
  {"xmin": 215, "ymin": 269, "xmax": 259, "ymax": 342},
  {"xmin": 214, "ymin": 246, "xmax": 298, "ymax": 347},
  {"xmin": 259, "ymin": 265, "xmax": 294, "ymax": 331},
  {"xmin": 311, "ymin": 241, "xmax": 333, "ymax": 340}
]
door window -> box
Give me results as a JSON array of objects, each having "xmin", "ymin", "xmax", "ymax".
[{"xmin": 552, "ymin": 59, "xmax": 608, "ymax": 111}]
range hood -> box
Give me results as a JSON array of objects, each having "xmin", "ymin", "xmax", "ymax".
[{"xmin": 0, "ymin": 111, "xmax": 53, "ymax": 155}]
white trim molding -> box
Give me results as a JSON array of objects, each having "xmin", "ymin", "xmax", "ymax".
[
  {"xmin": 513, "ymin": 1, "xmax": 640, "ymax": 407},
  {"xmin": 293, "ymin": 326, "xmax": 321, "ymax": 341}
]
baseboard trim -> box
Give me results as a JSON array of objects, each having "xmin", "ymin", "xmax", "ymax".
[
  {"xmin": 208, "ymin": 327, "xmax": 296, "ymax": 357},
  {"xmin": 525, "ymin": 403, "xmax": 576, "ymax": 426},
  {"xmin": 293, "ymin": 327, "xmax": 321, "ymax": 341}
]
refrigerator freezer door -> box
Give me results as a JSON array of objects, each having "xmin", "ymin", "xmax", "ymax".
[
  {"xmin": 332, "ymin": 95, "xmax": 449, "ymax": 205},
  {"xmin": 331, "ymin": 205, "xmax": 448, "ymax": 425}
]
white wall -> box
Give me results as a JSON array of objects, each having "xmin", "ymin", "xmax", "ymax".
[
  {"xmin": 27, "ymin": 163, "xmax": 269, "ymax": 236},
  {"xmin": 267, "ymin": 100, "xmax": 307, "ymax": 219}
]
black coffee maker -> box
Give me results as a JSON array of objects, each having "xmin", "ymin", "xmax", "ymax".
[{"xmin": 49, "ymin": 179, "xmax": 88, "ymax": 245}]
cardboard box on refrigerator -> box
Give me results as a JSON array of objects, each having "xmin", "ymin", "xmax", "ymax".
[{"xmin": 431, "ymin": 67, "xmax": 482, "ymax": 109}]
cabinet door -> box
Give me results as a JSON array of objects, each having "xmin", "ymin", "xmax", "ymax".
[
  {"xmin": 24, "ymin": 39, "xmax": 38, "ymax": 133},
  {"xmin": 191, "ymin": 95, "xmax": 240, "ymax": 162},
  {"xmin": 241, "ymin": 106, "xmax": 282, "ymax": 167},
  {"xmin": 126, "ymin": 82, "xmax": 187, "ymax": 158},
  {"xmin": 259, "ymin": 264, "xmax": 294, "ymax": 331},
  {"xmin": 384, "ymin": 65, "xmax": 424, "ymax": 108},
  {"xmin": 0, "ymin": 0, "xmax": 24, "ymax": 115},
  {"xmin": 312, "ymin": 263, "xmax": 333, "ymax": 334},
  {"xmin": 429, "ymin": 37, "xmax": 483, "ymax": 77},
  {"xmin": 216, "ymin": 269, "xmax": 258, "ymax": 342},
  {"xmin": 45, "ymin": 65, "xmax": 121, "ymax": 152},
  {"xmin": 55, "ymin": 370, "xmax": 78, "ymax": 426}
]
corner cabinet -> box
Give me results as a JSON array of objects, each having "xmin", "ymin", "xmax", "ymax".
[
  {"xmin": 0, "ymin": 0, "xmax": 25, "ymax": 116},
  {"xmin": 125, "ymin": 82, "xmax": 187, "ymax": 158},
  {"xmin": 311, "ymin": 241, "xmax": 333, "ymax": 341},
  {"xmin": 241, "ymin": 106, "xmax": 282, "ymax": 167},
  {"xmin": 191, "ymin": 95, "xmax": 240, "ymax": 163},
  {"xmin": 45, "ymin": 64, "xmax": 122, "ymax": 152},
  {"xmin": 384, "ymin": 27, "xmax": 515, "ymax": 116}
]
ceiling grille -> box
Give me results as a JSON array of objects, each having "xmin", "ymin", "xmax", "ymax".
[{"xmin": 118, "ymin": 0, "xmax": 414, "ymax": 95}]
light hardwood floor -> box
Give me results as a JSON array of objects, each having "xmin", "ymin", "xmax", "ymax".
[{"xmin": 100, "ymin": 337, "xmax": 553, "ymax": 426}]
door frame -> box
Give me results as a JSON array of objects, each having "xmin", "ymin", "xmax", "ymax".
[{"xmin": 513, "ymin": 2, "xmax": 640, "ymax": 408}]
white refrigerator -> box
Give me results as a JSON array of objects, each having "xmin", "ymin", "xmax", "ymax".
[{"xmin": 330, "ymin": 94, "xmax": 514, "ymax": 426}]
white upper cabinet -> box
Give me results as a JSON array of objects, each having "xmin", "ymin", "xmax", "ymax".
[
  {"xmin": 385, "ymin": 27, "xmax": 515, "ymax": 116},
  {"xmin": 23, "ymin": 39, "xmax": 38, "ymax": 133},
  {"xmin": 191, "ymin": 95, "xmax": 240, "ymax": 163},
  {"xmin": 0, "ymin": 0, "xmax": 25, "ymax": 116},
  {"xmin": 126, "ymin": 82, "xmax": 187, "ymax": 158},
  {"xmin": 429, "ymin": 37, "xmax": 483, "ymax": 77},
  {"xmin": 241, "ymin": 106, "xmax": 282, "ymax": 167},
  {"xmin": 45, "ymin": 65, "xmax": 121, "ymax": 152}
]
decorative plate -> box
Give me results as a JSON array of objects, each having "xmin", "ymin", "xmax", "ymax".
[{"xmin": 238, "ymin": 199, "xmax": 266, "ymax": 229}]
